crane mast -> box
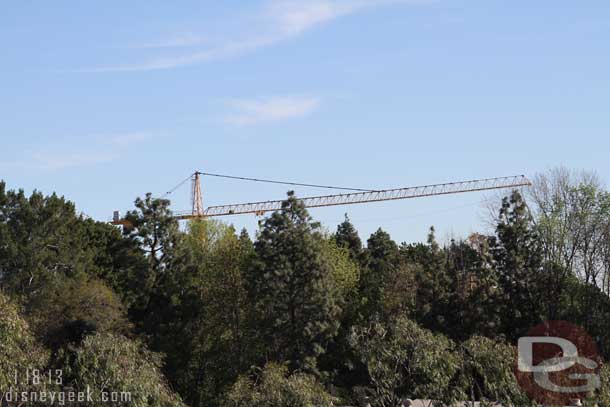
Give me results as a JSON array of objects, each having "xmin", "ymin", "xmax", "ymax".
[
  {"xmin": 172, "ymin": 174, "xmax": 531, "ymax": 220},
  {"xmin": 191, "ymin": 171, "xmax": 204, "ymax": 217}
]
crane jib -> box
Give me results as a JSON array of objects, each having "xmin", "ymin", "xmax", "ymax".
[{"xmin": 172, "ymin": 175, "xmax": 531, "ymax": 219}]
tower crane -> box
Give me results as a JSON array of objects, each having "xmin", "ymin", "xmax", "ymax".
[{"xmin": 111, "ymin": 172, "xmax": 531, "ymax": 224}]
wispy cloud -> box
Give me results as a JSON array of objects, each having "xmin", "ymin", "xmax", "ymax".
[
  {"xmin": 25, "ymin": 131, "xmax": 151, "ymax": 170},
  {"xmin": 225, "ymin": 96, "xmax": 321, "ymax": 125},
  {"xmin": 129, "ymin": 34, "xmax": 208, "ymax": 49},
  {"xmin": 32, "ymin": 152, "xmax": 118, "ymax": 170},
  {"xmin": 85, "ymin": 0, "xmax": 425, "ymax": 73},
  {"xmin": 106, "ymin": 132, "xmax": 150, "ymax": 146},
  {"xmin": 88, "ymin": 37, "xmax": 273, "ymax": 73},
  {"xmin": 268, "ymin": 0, "xmax": 374, "ymax": 35}
]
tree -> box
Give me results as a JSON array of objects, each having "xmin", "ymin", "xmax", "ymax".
[
  {"xmin": 26, "ymin": 275, "xmax": 131, "ymax": 352},
  {"xmin": 360, "ymin": 228, "xmax": 415, "ymax": 322},
  {"xmin": 490, "ymin": 190, "xmax": 546, "ymax": 339},
  {"xmin": 123, "ymin": 193, "xmax": 179, "ymax": 281},
  {"xmin": 404, "ymin": 227, "xmax": 453, "ymax": 332},
  {"xmin": 316, "ymin": 236, "xmax": 363, "ymax": 393},
  {"xmin": 169, "ymin": 219, "xmax": 253, "ymax": 407},
  {"xmin": 321, "ymin": 235, "xmax": 360, "ymax": 299},
  {"xmin": 350, "ymin": 317, "xmax": 462, "ymax": 407},
  {"xmin": 587, "ymin": 363, "xmax": 610, "ymax": 406},
  {"xmin": 460, "ymin": 336, "xmax": 529, "ymax": 405},
  {"xmin": 455, "ymin": 235, "xmax": 503, "ymax": 340},
  {"xmin": 248, "ymin": 192, "xmax": 341, "ymax": 373},
  {"xmin": 0, "ymin": 182, "xmax": 97, "ymax": 297},
  {"xmin": 79, "ymin": 218, "xmax": 148, "ymax": 308},
  {"xmin": 527, "ymin": 168, "xmax": 610, "ymax": 292},
  {"xmin": 0, "ymin": 292, "xmax": 49, "ymax": 396},
  {"xmin": 335, "ymin": 214, "xmax": 363, "ymax": 263},
  {"xmin": 66, "ymin": 333, "xmax": 186, "ymax": 407},
  {"xmin": 436, "ymin": 237, "xmax": 505, "ymax": 340},
  {"xmin": 222, "ymin": 363, "xmax": 337, "ymax": 407},
  {"xmin": 0, "ymin": 182, "xmax": 147, "ymax": 306},
  {"xmin": 122, "ymin": 193, "xmax": 184, "ymax": 333}
]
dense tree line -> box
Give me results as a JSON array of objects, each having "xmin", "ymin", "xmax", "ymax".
[{"xmin": 0, "ymin": 168, "xmax": 609, "ymax": 406}]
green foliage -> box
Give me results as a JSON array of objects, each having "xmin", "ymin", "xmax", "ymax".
[
  {"xmin": 490, "ymin": 190, "xmax": 546, "ymax": 339},
  {"xmin": 335, "ymin": 214, "xmax": 363, "ymax": 262},
  {"xmin": 26, "ymin": 275, "xmax": 131, "ymax": 351},
  {"xmin": 460, "ymin": 336, "xmax": 529, "ymax": 405},
  {"xmin": 321, "ymin": 235, "xmax": 360, "ymax": 297},
  {"xmin": 3, "ymin": 173, "xmax": 610, "ymax": 406},
  {"xmin": 358, "ymin": 230, "xmax": 388, "ymax": 319},
  {"xmin": 79, "ymin": 219, "xmax": 147, "ymax": 307},
  {"xmin": 181, "ymin": 220, "xmax": 252, "ymax": 406},
  {"xmin": 248, "ymin": 192, "xmax": 341, "ymax": 372},
  {"xmin": 0, "ymin": 292, "xmax": 49, "ymax": 394},
  {"xmin": 530, "ymin": 169, "xmax": 610, "ymax": 290},
  {"xmin": 139, "ymin": 218, "xmax": 254, "ymax": 407},
  {"xmin": 67, "ymin": 333, "xmax": 185, "ymax": 407},
  {"xmin": 123, "ymin": 193, "xmax": 179, "ymax": 280},
  {"xmin": 589, "ymin": 364, "xmax": 610, "ymax": 406},
  {"xmin": 350, "ymin": 316, "xmax": 462, "ymax": 407},
  {"xmin": 222, "ymin": 363, "xmax": 337, "ymax": 407},
  {"xmin": 562, "ymin": 278, "xmax": 610, "ymax": 359},
  {"xmin": 401, "ymin": 227, "xmax": 455, "ymax": 332},
  {"xmin": 0, "ymin": 182, "xmax": 97, "ymax": 297}
]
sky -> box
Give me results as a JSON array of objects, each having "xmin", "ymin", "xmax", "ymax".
[{"xmin": 1, "ymin": 0, "xmax": 609, "ymax": 244}]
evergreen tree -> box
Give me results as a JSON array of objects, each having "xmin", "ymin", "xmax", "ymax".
[
  {"xmin": 401, "ymin": 228, "xmax": 453, "ymax": 332},
  {"xmin": 122, "ymin": 193, "xmax": 182, "ymax": 326},
  {"xmin": 335, "ymin": 214, "xmax": 363, "ymax": 262},
  {"xmin": 357, "ymin": 229, "xmax": 417, "ymax": 324},
  {"xmin": 360, "ymin": 228, "xmax": 399, "ymax": 320},
  {"xmin": 0, "ymin": 182, "xmax": 98, "ymax": 297},
  {"xmin": 123, "ymin": 193, "xmax": 179, "ymax": 279},
  {"xmin": 248, "ymin": 192, "xmax": 341, "ymax": 373},
  {"xmin": 490, "ymin": 190, "xmax": 545, "ymax": 339}
]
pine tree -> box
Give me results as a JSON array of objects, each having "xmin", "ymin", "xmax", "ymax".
[
  {"xmin": 359, "ymin": 229, "xmax": 415, "ymax": 323},
  {"xmin": 402, "ymin": 227, "xmax": 452, "ymax": 332},
  {"xmin": 360, "ymin": 228, "xmax": 399, "ymax": 320},
  {"xmin": 490, "ymin": 190, "xmax": 545, "ymax": 339},
  {"xmin": 123, "ymin": 193, "xmax": 179, "ymax": 279},
  {"xmin": 335, "ymin": 214, "xmax": 363, "ymax": 262},
  {"xmin": 248, "ymin": 191, "xmax": 341, "ymax": 373}
]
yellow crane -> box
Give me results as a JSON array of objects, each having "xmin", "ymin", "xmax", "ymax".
[{"xmin": 112, "ymin": 171, "xmax": 531, "ymax": 224}]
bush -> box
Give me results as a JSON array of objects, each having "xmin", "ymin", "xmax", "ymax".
[
  {"xmin": 67, "ymin": 333, "xmax": 185, "ymax": 407},
  {"xmin": 222, "ymin": 363, "xmax": 337, "ymax": 407},
  {"xmin": 0, "ymin": 292, "xmax": 49, "ymax": 394},
  {"xmin": 27, "ymin": 276, "xmax": 131, "ymax": 350},
  {"xmin": 350, "ymin": 317, "xmax": 462, "ymax": 407},
  {"xmin": 460, "ymin": 336, "xmax": 529, "ymax": 405}
]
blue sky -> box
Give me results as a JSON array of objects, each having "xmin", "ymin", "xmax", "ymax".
[{"xmin": 2, "ymin": 0, "xmax": 609, "ymax": 244}]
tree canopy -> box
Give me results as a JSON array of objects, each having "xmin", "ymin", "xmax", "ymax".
[{"xmin": 1, "ymin": 168, "xmax": 609, "ymax": 406}]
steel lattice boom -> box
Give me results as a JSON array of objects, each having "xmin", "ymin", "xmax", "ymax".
[{"xmin": 173, "ymin": 175, "xmax": 531, "ymax": 220}]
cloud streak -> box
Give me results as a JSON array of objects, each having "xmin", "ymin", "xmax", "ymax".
[
  {"xmin": 129, "ymin": 34, "xmax": 208, "ymax": 49},
  {"xmin": 88, "ymin": 37, "xmax": 274, "ymax": 73},
  {"xmin": 225, "ymin": 96, "xmax": 321, "ymax": 125},
  {"xmin": 85, "ymin": 0, "xmax": 425, "ymax": 72},
  {"xmin": 32, "ymin": 152, "xmax": 118, "ymax": 170},
  {"xmin": 106, "ymin": 132, "xmax": 150, "ymax": 146},
  {"xmin": 27, "ymin": 132, "xmax": 150, "ymax": 170}
]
